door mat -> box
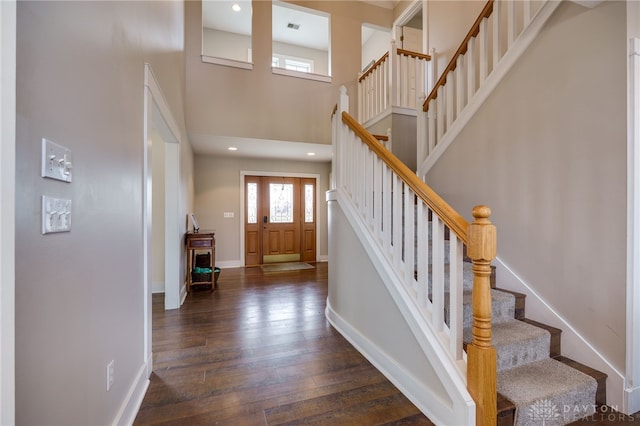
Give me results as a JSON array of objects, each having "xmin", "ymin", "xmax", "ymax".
[{"xmin": 260, "ymin": 262, "xmax": 315, "ymax": 272}]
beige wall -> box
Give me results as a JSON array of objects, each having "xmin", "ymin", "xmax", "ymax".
[
  {"xmin": 426, "ymin": 1, "xmax": 627, "ymax": 370},
  {"xmin": 15, "ymin": 1, "xmax": 191, "ymax": 424},
  {"xmin": 185, "ymin": 0, "xmax": 392, "ymax": 145},
  {"xmin": 203, "ymin": 28, "xmax": 252, "ymax": 62},
  {"xmin": 194, "ymin": 155, "xmax": 331, "ymax": 265}
]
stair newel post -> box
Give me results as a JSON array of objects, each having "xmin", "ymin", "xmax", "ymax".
[
  {"xmin": 389, "ymin": 39, "xmax": 398, "ymax": 108},
  {"xmin": 467, "ymin": 205, "xmax": 497, "ymax": 426}
]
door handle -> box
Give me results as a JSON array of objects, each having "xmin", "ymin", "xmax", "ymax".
[{"xmin": 263, "ymin": 216, "xmax": 268, "ymax": 224}]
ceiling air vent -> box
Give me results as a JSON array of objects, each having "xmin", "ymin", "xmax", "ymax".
[{"xmin": 287, "ymin": 22, "xmax": 300, "ymax": 30}]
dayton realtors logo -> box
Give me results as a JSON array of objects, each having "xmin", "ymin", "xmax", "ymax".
[{"xmin": 528, "ymin": 399, "xmax": 561, "ymax": 425}]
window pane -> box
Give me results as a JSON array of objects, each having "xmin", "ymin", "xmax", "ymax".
[
  {"xmin": 247, "ymin": 182, "xmax": 257, "ymax": 224},
  {"xmin": 270, "ymin": 183, "xmax": 294, "ymax": 223},
  {"xmin": 202, "ymin": 1, "xmax": 252, "ymax": 63},
  {"xmin": 304, "ymin": 184, "xmax": 314, "ymax": 223}
]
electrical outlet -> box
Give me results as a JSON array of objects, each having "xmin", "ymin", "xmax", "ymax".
[
  {"xmin": 106, "ymin": 360, "xmax": 114, "ymax": 391},
  {"xmin": 41, "ymin": 138, "xmax": 73, "ymax": 182},
  {"xmin": 42, "ymin": 195, "xmax": 72, "ymax": 234}
]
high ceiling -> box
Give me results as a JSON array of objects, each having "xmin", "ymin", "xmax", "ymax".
[{"xmin": 198, "ymin": 0, "xmax": 397, "ymax": 162}]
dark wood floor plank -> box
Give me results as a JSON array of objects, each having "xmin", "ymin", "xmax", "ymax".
[{"xmin": 134, "ymin": 263, "xmax": 433, "ymax": 425}]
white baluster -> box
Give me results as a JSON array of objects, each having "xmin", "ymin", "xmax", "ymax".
[
  {"xmin": 383, "ymin": 164, "xmax": 392, "ymax": 251},
  {"xmin": 428, "ymin": 108, "xmax": 436, "ymax": 155},
  {"xmin": 428, "ymin": 48, "xmax": 436, "ymax": 93},
  {"xmin": 436, "ymin": 86, "xmax": 444, "ymax": 145},
  {"xmin": 446, "ymin": 70, "xmax": 454, "ymax": 129},
  {"xmin": 417, "ymin": 94, "xmax": 427, "ymax": 164},
  {"xmin": 404, "ymin": 189, "xmax": 415, "ymax": 287},
  {"xmin": 448, "ymin": 235, "xmax": 464, "ymax": 360},
  {"xmin": 479, "ymin": 17, "xmax": 489, "ymax": 83},
  {"xmin": 373, "ymin": 156, "xmax": 382, "ymax": 240},
  {"xmin": 417, "ymin": 203, "xmax": 429, "ymax": 310},
  {"xmin": 390, "ymin": 40, "xmax": 398, "ymax": 108},
  {"xmin": 493, "ymin": 0, "xmax": 502, "ymax": 70},
  {"xmin": 523, "ymin": 0, "xmax": 531, "ymax": 26},
  {"xmin": 456, "ymin": 55, "xmax": 465, "ymax": 117},
  {"xmin": 507, "ymin": 0, "xmax": 516, "ymax": 48},
  {"xmin": 432, "ymin": 215, "xmax": 445, "ymax": 331},
  {"xmin": 467, "ymin": 37, "xmax": 476, "ymax": 104},
  {"xmin": 392, "ymin": 175, "xmax": 403, "ymax": 267}
]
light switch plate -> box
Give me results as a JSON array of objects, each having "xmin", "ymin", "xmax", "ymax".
[
  {"xmin": 41, "ymin": 138, "xmax": 73, "ymax": 182},
  {"xmin": 42, "ymin": 195, "xmax": 72, "ymax": 234},
  {"xmin": 224, "ymin": 212, "xmax": 234, "ymax": 218}
]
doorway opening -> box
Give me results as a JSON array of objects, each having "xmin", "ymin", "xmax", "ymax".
[{"xmin": 243, "ymin": 175, "xmax": 316, "ymax": 266}]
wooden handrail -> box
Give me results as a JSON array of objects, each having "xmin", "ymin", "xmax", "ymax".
[
  {"xmin": 423, "ymin": 0, "xmax": 494, "ymax": 111},
  {"xmin": 372, "ymin": 134, "xmax": 389, "ymax": 142},
  {"xmin": 342, "ymin": 111, "xmax": 468, "ymax": 242},
  {"xmin": 331, "ymin": 103, "xmax": 338, "ymax": 118},
  {"xmin": 359, "ymin": 52, "xmax": 389, "ymax": 83},
  {"xmin": 397, "ymin": 48, "xmax": 432, "ymax": 62}
]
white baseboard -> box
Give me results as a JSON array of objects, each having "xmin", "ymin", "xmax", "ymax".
[
  {"xmin": 215, "ymin": 260, "xmax": 242, "ymax": 268},
  {"xmin": 494, "ymin": 257, "xmax": 626, "ymax": 411},
  {"xmin": 625, "ymin": 385, "xmax": 640, "ymax": 414},
  {"xmin": 112, "ymin": 363, "xmax": 149, "ymax": 426},
  {"xmin": 316, "ymin": 255, "xmax": 329, "ymax": 262}
]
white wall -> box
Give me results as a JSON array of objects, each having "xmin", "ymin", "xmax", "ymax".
[
  {"xmin": 428, "ymin": 1, "xmax": 484, "ymax": 78},
  {"xmin": 203, "ymin": 28, "xmax": 251, "ymax": 62},
  {"xmin": 425, "ymin": 0, "xmax": 627, "ymax": 373},
  {"xmin": 15, "ymin": 1, "xmax": 189, "ymax": 424},
  {"xmin": 0, "ymin": 1, "xmax": 16, "ymax": 423},
  {"xmin": 361, "ymin": 26, "xmax": 390, "ymax": 71},
  {"xmin": 194, "ymin": 155, "xmax": 330, "ymax": 266}
]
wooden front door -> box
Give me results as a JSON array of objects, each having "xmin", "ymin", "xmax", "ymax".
[{"xmin": 244, "ymin": 176, "xmax": 316, "ymax": 266}]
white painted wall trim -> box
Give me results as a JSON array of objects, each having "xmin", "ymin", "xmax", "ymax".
[
  {"xmin": 493, "ymin": 257, "xmax": 626, "ymax": 410},
  {"xmin": 418, "ymin": 0, "xmax": 562, "ymax": 178},
  {"xmin": 392, "ymin": 0, "xmax": 422, "ymax": 44},
  {"xmin": 239, "ymin": 170, "xmax": 321, "ymax": 266},
  {"xmin": 110, "ymin": 364, "xmax": 149, "ymax": 426},
  {"xmin": 0, "ymin": 1, "xmax": 16, "ymax": 423},
  {"xmin": 141, "ymin": 63, "xmax": 184, "ymax": 419},
  {"xmin": 626, "ymin": 32, "xmax": 640, "ymax": 414}
]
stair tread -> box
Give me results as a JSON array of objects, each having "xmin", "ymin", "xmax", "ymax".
[
  {"xmin": 465, "ymin": 319, "xmax": 551, "ymax": 371},
  {"xmin": 498, "ymin": 358, "xmax": 598, "ymax": 425}
]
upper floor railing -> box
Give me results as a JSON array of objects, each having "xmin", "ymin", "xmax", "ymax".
[
  {"xmin": 333, "ymin": 86, "xmax": 498, "ymax": 425},
  {"xmin": 358, "ymin": 41, "xmax": 434, "ymax": 124},
  {"xmin": 418, "ymin": 0, "xmax": 550, "ymax": 167}
]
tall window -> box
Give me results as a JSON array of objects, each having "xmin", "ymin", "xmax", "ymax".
[
  {"xmin": 272, "ymin": 1, "xmax": 330, "ymax": 80},
  {"xmin": 202, "ymin": 1, "xmax": 253, "ymax": 69}
]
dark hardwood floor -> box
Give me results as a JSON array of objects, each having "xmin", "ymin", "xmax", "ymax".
[{"xmin": 134, "ymin": 262, "xmax": 434, "ymax": 425}]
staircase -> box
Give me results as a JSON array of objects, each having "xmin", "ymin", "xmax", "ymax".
[
  {"xmin": 329, "ymin": 93, "xmax": 610, "ymax": 424},
  {"xmin": 453, "ymin": 260, "xmax": 607, "ymax": 425}
]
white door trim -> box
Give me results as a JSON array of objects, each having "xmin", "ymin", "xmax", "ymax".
[
  {"xmin": 626, "ymin": 27, "xmax": 640, "ymax": 414},
  {"xmin": 142, "ymin": 64, "xmax": 182, "ymax": 378},
  {"xmin": 0, "ymin": 1, "xmax": 16, "ymax": 423}
]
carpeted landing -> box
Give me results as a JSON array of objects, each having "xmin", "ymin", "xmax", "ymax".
[{"xmin": 455, "ymin": 263, "xmax": 597, "ymax": 425}]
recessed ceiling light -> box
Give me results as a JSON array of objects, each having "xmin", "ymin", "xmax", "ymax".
[
  {"xmin": 228, "ymin": 147, "xmax": 238, "ymax": 151},
  {"xmin": 231, "ymin": 3, "xmax": 241, "ymax": 12},
  {"xmin": 307, "ymin": 152, "xmax": 316, "ymax": 156}
]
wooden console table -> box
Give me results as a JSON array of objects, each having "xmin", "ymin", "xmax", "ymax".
[{"xmin": 185, "ymin": 230, "xmax": 215, "ymax": 293}]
